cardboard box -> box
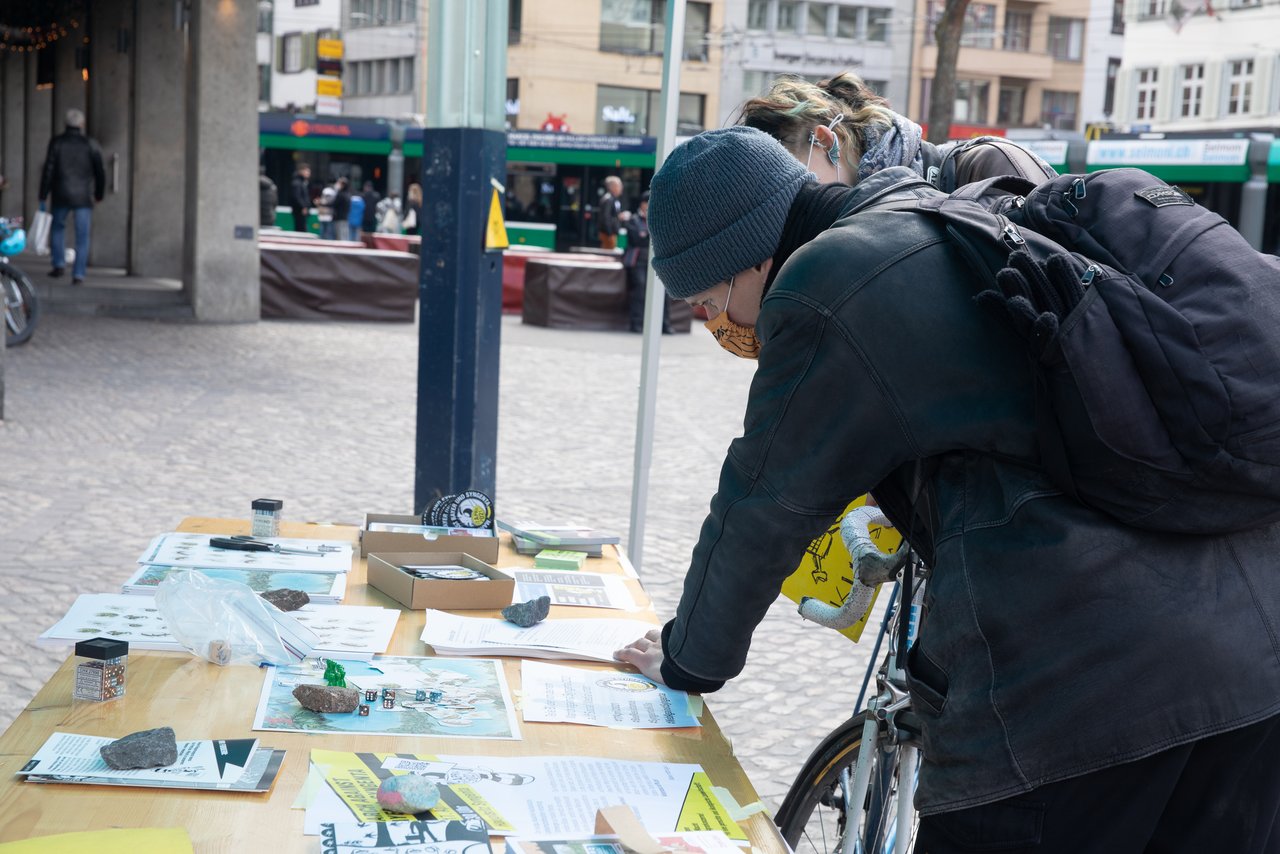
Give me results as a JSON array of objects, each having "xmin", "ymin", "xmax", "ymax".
[
  {"xmin": 368, "ymin": 551, "xmax": 515, "ymax": 610},
  {"xmin": 362, "ymin": 513, "xmax": 500, "ymax": 563}
]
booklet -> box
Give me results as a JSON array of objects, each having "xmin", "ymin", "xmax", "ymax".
[
  {"xmin": 520, "ymin": 661, "xmax": 700, "ymax": 729},
  {"xmin": 421, "ymin": 611, "xmax": 654, "ymax": 663},
  {"xmin": 122, "ymin": 564, "xmax": 348, "ymax": 604},
  {"xmin": 137, "ymin": 532, "xmax": 354, "ymax": 574},
  {"xmin": 497, "ymin": 521, "xmax": 620, "ymax": 548},
  {"xmin": 25, "ymin": 747, "xmax": 286, "ymax": 793},
  {"xmin": 20, "ymin": 732, "xmax": 259, "ymax": 786}
]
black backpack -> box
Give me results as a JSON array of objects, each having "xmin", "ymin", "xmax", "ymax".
[
  {"xmin": 922, "ymin": 136, "xmax": 1058, "ymax": 193},
  {"xmin": 860, "ymin": 167, "xmax": 1280, "ymax": 534}
]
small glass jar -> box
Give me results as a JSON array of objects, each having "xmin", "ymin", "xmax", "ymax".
[
  {"xmin": 73, "ymin": 638, "xmax": 128, "ymax": 702},
  {"xmin": 251, "ymin": 498, "xmax": 284, "ymax": 537}
]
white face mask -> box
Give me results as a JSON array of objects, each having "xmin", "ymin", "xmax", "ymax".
[{"xmin": 805, "ymin": 113, "xmax": 847, "ymax": 184}]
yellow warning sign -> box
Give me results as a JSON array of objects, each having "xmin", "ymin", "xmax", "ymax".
[{"xmin": 485, "ymin": 188, "xmax": 509, "ymax": 250}]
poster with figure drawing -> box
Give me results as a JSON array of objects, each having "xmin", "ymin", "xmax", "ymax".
[
  {"xmin": 137, "ymin": 532, "xmax": 354, "ymax": 573},
  {"xmin": 121, "ymin": 564, "xmax": 348, "ymax": 603},
  {"xmin": 39, "ymin": 594, "xmax": 397, "ymax": 659},
  {"xmin": 254, "ymin": 656, "xmax": 520, "ymax": 740}
]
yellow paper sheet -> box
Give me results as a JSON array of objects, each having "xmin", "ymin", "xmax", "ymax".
[
  {"xmin": 0, "ymin": 828, "xmax": 192, "ymax": 854},
  {"xmin": 676, "ymin": 772, "xmax": 747, "ymax": 841}
]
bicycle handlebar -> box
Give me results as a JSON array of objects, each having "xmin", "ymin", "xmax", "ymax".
[{"xmin": 797, "ymin": 505, "xmax": 907, "ymax": 630}]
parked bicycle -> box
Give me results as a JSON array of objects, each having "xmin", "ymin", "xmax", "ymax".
[
  {"xmin": 1, "ymin": 216, "xmax": 38, "ymax": 347},
  {"xmin": 775, "ymin": 505, "xmax": 926, "ymax": 854}
]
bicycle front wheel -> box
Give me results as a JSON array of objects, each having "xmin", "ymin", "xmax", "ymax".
[
  {"xmin": 775, "ymin": 711, "xmax": 916, "ymax": 854},
  {"xmin": 2, "ymin": 263, "xmax": 39, "ymax": 347}
]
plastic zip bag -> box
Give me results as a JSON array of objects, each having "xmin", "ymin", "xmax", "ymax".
[{"xmin": 154, "ymin": 570, "xmax": 301, "ymax": 666}]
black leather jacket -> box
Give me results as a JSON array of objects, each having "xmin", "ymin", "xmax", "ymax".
[
  {"xmin": 660, "ymin": 168, "xmax": 1280, "ymax": 814},
  {"xmin": 39, "ymin": 128, "xmax": 105, "ymax": 208}
]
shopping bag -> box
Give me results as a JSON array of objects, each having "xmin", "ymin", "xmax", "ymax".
[{"xmin": 29, "ymin": 209, "xmax": 51, "ymax": 255}]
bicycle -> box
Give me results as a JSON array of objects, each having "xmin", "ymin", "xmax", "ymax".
[
  {"xmin": 775, "ymin": 505, "xmax": 928, "ymax": 854},
  {"xmin": 1, "ymin": 216, "xmax": 39, "ymax": 347}
]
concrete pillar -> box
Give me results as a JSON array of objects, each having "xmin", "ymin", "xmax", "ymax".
[
  {"xmin": 1, "ymin": 53, "xmax": 25, "ymax": 221},
  {"xmin": 52, "ymin": 5, "xmax": 88, "ymax": 128},
  {"xmin": 131, "ymin": 0, "xmax": 185, "ymax": 279},
  {"xmin": 23, "ymin": 52, "xmax": 52, "ymax": 232},
  {"xmin": 182, "ymin": 0, "xmax": 259, "ymax": 321},
  {"xmin": 89, "ymin": 0, "xmax": 134, "ymax": 269}
]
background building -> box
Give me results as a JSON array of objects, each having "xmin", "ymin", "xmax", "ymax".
[
  {"xmin": 342, "ymin": 0, "xmax": 424, "ymax": 120},
  {"xmin": 719, "ymin": 0, "xmax": 915, "ymax": 126},
  {"xmin": 259, "ymin": 0, "xmax": 343, "ymax": 114},
  {"xmin": 1113, "ymin": 0, "xmax": 1280, "ymax": 132}
]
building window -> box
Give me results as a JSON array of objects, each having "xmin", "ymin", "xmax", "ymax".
[
  {"xmin": 1228, "ymin": 0, "xmax": 1261, "ymax": 8},
  {"xmin": 925, "ymin": 2, "xmax": 995, "ymax": 48},
  {"xmin": 998, "ymin": 85, "xmax": 1026, "ymax": 125},
  {"xmin": 1226, "ymin": 58, "xmax": 1254, "ymax": 114},
  {"xmin": 1135, "ymin": 68, "xmax": 1158, "ymax": 120},
  {"xmin": 600, "ymin": 0, "xmax": 711, "ymax": 60},
  {"xmin": 954, "ymin": 79, "xmax": 990, "ymax": 122},
  {"xmin": 1140, "ymin": 0, "xmax": 1165, "ymax": 18},
  {"xmin": 866, "ymin": 9, "xmax": 888, "ymax": 40},
  {"xmin": 388, "ymin": 58, "xmax": 400, "ymax": 93},
  {"xmin": 506, "ymin": 77, "xmax": 520, "ymax": 127},
  {"xmin": 258, "ymin": 64, "xmax": 271, "ymax": 102},
  {"xmin": 747, "ymin": 0, "xmax": 769, "ymax": 30},
  {"xmin": 1040, "ymin": 89, "xmax": 1078, "ymax": 129},
  {"xmin": 282, "ymin": 33, "xmax": 303, "ymax": 73},
  {"xmin": 1104, "ymin": 56, "xmax": 1121, "ymax": 116},
  {"xmin": 509, "ymin": 0, "xmax": 521, "ymax": 44},
  {"xmin": 743, "ymin": 69, "xmax": 771, "ymax": 97},
  {"xmin": 1111, "ymin": 0, "xmax": 1125, "ymax": 33},
  {"xmin": 778, "ymin": 1, "xmax": 801, "ymax": 31},
  {"xmin": 403, "ymin": 56, "xmax": 414, "ymax": 93},
  {"xmin": 808, "ymin": 2, "xmax": 831, "ymax": 36},
  {"xmin": 1180, "ymin": 63, "xmax": 1204, "ymax": 118},
  {"xmin": 836, "ymin": 5, "xmax": 860, "ymax": 38},
  {"xmin": 1048, "ymin": 17, "xmax": 1084, "ymax": 61},
  {"xmin": 1003, "ymin": 8, "xmax": 1031, "ymax": 51},
  {"xmin": 597, "ymin": 85, "xmax": 705, "ymax": 136}
]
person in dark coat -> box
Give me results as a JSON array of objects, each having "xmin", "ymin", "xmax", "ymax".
[
  {"xmin": 259, "ymin": 167, "xmax": 278, "ymax": 229},
  {"xmin": 332, "ymin": 177, "xmax": 352, "ymax": 240},
  {"xmin": 361, "ymin": 181, "xmax": 382, "ymax": 234},
  {"xmin": 616, "ymin": 127, "xmax": 1280, "ymax": 851},
  {"xmin": 38, "ymin": 109, "xmax": 105, "ymax": 285},
  {"xmin": 622, "ymin": 191, "xmax": 669, "ymax": 333},
  {"xmin": 597, "ymin": 175, "xmax": 622, "ymax": 249},
  {"xmin": 290, "ymin": 163, "xmax": 312, "ymax": 232}
]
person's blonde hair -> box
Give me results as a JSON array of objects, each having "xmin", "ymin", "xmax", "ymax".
[
  {"xmin": 407, "ymin": 182, "xmax": 423, "ymax": 205},
  {"xmin": 737, "ymin": 73, "xmax": 896, "ymax": 175}
]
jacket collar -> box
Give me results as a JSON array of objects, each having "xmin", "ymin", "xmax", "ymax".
[{"xmin": 837, "ymin": 166, "xmax": 933, "ymax": 219}]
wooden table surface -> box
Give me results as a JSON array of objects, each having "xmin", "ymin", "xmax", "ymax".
[{"xmin": 0, "ymin": 519, "xmax": 785, "ymax": 853}]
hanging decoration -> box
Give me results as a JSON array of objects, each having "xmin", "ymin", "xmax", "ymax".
[{"xmin": 0, "ymin": 2, "xmax": 87, "ymax": 54}]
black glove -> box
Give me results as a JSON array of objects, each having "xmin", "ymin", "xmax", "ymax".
[{"xmin": 976, "ymin": 250, "xmax": 1091, "ymax": 357}]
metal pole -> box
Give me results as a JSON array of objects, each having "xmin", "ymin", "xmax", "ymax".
[
  {"xmin": 627, "ymin": 0, "xmax": 686, "ymax": 573},
  {"xmin": 1239, "ymin": 133, "xmax": 1272, "ymax": 252},
  {"xmin": 415, "ymin": 0, "xmax": 508, "ymax": 513}
]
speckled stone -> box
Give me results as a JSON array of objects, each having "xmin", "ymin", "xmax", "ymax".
[
  {"xmin": 502, "ymin": 595, "xmax": 551, "ymax": 627},
  {"xmin": 377, "ymin": 774, "xmax": 441, "ymax": 813},
  {"xmin": 292, "ymin": 684, "xmax": 360, "ymax": 713},
  {"xmin": 100, "ymin": 727, "xmax": 178, "ymax": 770},
  {"xmin": 260, "ymin": 588, "xmax": 310, "ymax": 612}
]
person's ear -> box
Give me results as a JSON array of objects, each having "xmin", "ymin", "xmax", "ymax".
[
  {"xmin": 755, "ymin": 257, "xmax": 774, "ymax": 277},
  {"xmin": 812, "ymin": 124, "xmax": 836, "ymax": 152}
]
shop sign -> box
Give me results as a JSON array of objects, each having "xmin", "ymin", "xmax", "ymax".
[
  {"xmin": 1088, "ymin": 138, "xmax": 1249, "ymax": 167},
  {"xmin": 601, "ymin": 105, "xmax": 637, "ymax": 124},
  {"xmin": 317, "ymin": 77, "xmax": 343, "ymax": 98},
  {"xmin": 508, "ymin": 130, "xmax": 656, "ymax": 154},
  {"xmin": 317, "ymin": 38, "xmax": 344, "ymax": 60}
]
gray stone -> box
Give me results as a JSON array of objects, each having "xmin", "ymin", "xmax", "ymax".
[
  {"xmin": 502, "ymin": 595, "xmax": 551, "ymax": 627},
  {"xmin": 377, "ymin": 774, "xmax": 441, "ymax": 813},
  {"xmin": 292, "ymin": 684, "xmax": 360, "ymax": 714},
  {"xmin": 100, "ymin": 727, "xmax": 178, "ymax": 770},
  {"xmin": 260, "ymin": 588, "xmax": 310, "ymax": 612}
]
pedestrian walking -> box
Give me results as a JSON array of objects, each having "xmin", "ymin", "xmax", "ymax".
[
  {"xmin": 259, "ymin": 166, "xmax": 278, "ymax": 229},
  {"xmin": 290, "ymin": 163, "xmax": 312, "ymax": 232},
  {"xmin": 361, "ymin": 181, "xmax": 381, "ymax": 235},
  {"xmin": 332, "ymin": 177, "xmax": 352, "ymax": 241},
  {"xmin": 38, "ymin": 109, "xmax": 105, "ymax": 285},
  {"xmin": 597, "ymin": 175, "xmax": 622, "ymax": 250}
]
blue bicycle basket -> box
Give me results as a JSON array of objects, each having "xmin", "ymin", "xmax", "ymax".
[{"xmin": 0, "ymin": 225, "xmax": 25, "ymax": 256}]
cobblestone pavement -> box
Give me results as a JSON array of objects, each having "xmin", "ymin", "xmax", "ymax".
[{"xmin": 0, "ymin": 311, "xmax": 878, "ymax": 811}]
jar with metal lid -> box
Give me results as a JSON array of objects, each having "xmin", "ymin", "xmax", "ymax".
[
  {"xmin": 73, "ymin": 637, "xmax": 128, "ymax": 702},
  {"xmin": 251, "ymin": 498, "xmax": 284, "ymax": 537}
]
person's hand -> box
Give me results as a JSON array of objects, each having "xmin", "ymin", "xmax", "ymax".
[
  {"xmin": 614, "ymin": 628, "xmax": 667, "ymax": 685},
  {"xmin": 619, "ymin": 210, "xmax": 632, "ymax": 222}
]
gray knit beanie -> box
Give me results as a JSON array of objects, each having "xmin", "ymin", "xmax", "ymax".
[{"xmin": 649, "ymin": 126, "xmax": 813, "ymax": 300}]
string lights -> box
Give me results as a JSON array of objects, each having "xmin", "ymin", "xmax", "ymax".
[{"xmin": 0, "ymin": 5, "xmax": 84, "ymax": 54}]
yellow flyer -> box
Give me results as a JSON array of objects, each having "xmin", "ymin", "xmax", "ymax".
[
  {"xmin": 310, "ymin": 749, "xmax": 515, "ymax": 831},
  {"xmin": 780, "ymin": 495, "xmax": 901, "ymax": 643},
  {"xmin": 675, "ymin": 772, "xmax": 747, "ymax": 841}
]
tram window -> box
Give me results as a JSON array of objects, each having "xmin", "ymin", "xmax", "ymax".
[
  {"xmin": 1178, "ymin": 183, "xmax": 1242, "ymax": 228},
  {"xmin": 1264, "ymin": 185, "xmax": 1280, "ymax": 256}
]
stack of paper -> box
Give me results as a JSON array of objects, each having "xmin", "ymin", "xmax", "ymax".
[
  {"xmin": 498, "ymin": 521, "xmax": 619, "ymax": 558},
  {"xmin": 137, "ymin": 532, "xmax": 355, "ymax": 574},
  {"xmin": 39, "ymin": 594, "xmax": 399, "ymax": 660},
  {"xmin": 421, "ymin": 611, "xmax": 654, "ymax": 663},
  {"xmin": 19, "ymin": 732, "xmax": 285, "ymax": 793},
  {"xmin": 512, "ymin": 570, "xmax": 637, "ymax": 610}
]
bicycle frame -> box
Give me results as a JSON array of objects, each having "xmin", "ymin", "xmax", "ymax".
[{"xmin": 839, "ymin": 570, "xmax": 926, "ymax": 854}]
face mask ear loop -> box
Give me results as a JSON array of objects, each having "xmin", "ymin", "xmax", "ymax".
[{"xmin": 827, "ymin": 114, "xmax": 846, "ymax": 183}]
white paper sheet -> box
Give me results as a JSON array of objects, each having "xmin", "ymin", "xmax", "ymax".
[
  {"xmin": 421, "ymin": 611, "xmax": 654, "ymax": 663},
  {"xmin": 520, "ymin": 661, "xmax": 700, "ymax": 729},
  {"xmin": 138, "ymin": 532, "xmax": 353, "ymax": 574},
  {"xmin": 512, "ymin": 571, "xmax": 636, "ymax": 610},
  {"xmin": 20, "ymin": 732, "xmax": 257, "ymax": 786}
]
